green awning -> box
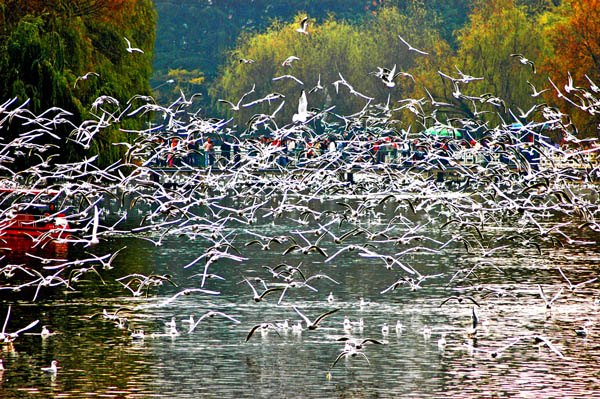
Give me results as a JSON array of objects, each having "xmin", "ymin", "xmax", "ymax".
[{"xmin": 425, "ymin": 127, "xmax": 462, "ymax": 138}]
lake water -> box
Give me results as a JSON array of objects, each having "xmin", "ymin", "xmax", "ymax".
[{"xmin": 1, "ymin": 192, "xmax": 599, "ymax": 398}]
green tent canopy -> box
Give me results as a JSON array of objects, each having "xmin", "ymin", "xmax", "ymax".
[{"xmin": 425, "ymin": 127, "xmax": 462, "ymax": 138}]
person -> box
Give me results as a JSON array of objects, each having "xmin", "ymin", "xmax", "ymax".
[
  {"xmin": 328, "ymin": 138, "xmax": 336, "ymax": 153},
  {"xmin": 204, "ymin": 138, "xmax": 214, "ymax": 167},
  {"xmin": 168, "ymin": 138, "xmax": 178, "ymax": 167},
  {"xmin": 188, "ymin": 137, "xmax": 199, "ymax": 167},
  {"xmin": 221, "ymin": 137, "xmax": 231, "ymax": 164}
]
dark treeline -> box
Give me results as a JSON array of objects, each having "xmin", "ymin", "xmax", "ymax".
[{"xmin": 152, "ymin": 0, "xmax": 474, "ymax": 90}]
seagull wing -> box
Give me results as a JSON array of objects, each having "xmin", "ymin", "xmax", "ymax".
[
  {"xmin": 245, "ymin": 324, "xmax": 263, "ymax": 342},
  {"xmin": 292, "ymin": 306, "xmax": 312, "ymax": 326},
  {"xmin": 312, "ymin": 308, "xmax": 340, "ymax": 328},
  {"xmin": 258, "ymin": 286, "xmax": 284, "ymax": 301},
  {"xmin": 330, "ymin": 351, "xmax": 348, "ymax": 368}
]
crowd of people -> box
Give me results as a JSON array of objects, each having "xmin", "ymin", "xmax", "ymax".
[{"xmin": 153, "ymin": 130, "xmax": 595, "ymax": 172}]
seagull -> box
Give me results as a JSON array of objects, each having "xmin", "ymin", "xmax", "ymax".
[
  {"xmin": 282, "ymin": 56, "xmax": 300, "ymax": 67},
  {"xmin": 41, "ymin": 325, "xmax": 51, "ymax": 338},
  {"xmin": 585, "ymin": 74, "xmax": 600, "ymax": 93},
  {"xmin": 437, "ymin": 333, "xmax": 447, "ymax": 351},
  {"xmin": 381, "ymin": 323, "xmax": 389, "ymax": 336},
  {"xmin": 188, "ymin": 310, "xmax": 241, "ymax": 333},
  {"xmin": 511, "ymin": 53, "xmax": 535, "ymax": 73},
  {"xmin": 292, "ymin": 90, "xmax": 311, "ymax": 123},
  {"xmin": 464, "ymin": 337, "xmax": 520, "ymax": 359},
  {"xmin": 296, "ymin": 16, "xmax": 309, "ymax": 35},
  {"xmin": 124, "ymin": 36, "xmax": 144, "ymax": 54},
  {"xmin": 538, "ymin": 284, "xmax": 563, "ymax": 309},
  {"xmin": 330, "ymin": 347, "xmax": 371, "ymax": 369},
  {"xmin": 245, "ymin": 323, "xmax": 280, "ymax": 342},
  {"xmin": 309, "ymin": 74, "xmax": 323, "ymax": 93},
  {"xmin": 272, "ymin": 75, "xmax": 304, "ymax": 86},
  {"xmin": 74, "ymin": 72, "xmax": 99, "ymax": 88},
  {"xmin": 398, "ymin": 34, "xmax": 428, "ymax": 55},
  {"xmin": 243, "ymin": 278, "xmax": 284, "ymax": 302},
  {"xmin": 423, "ymin": 325, "xmax": 433, "ymax": 340},
  {"xmin": 557, "ymin": 267, "xmax": 598, "ymax": 292},
  {"xmin": 41, "ymin": 360, "xmax": 59, "ymax": 373},
  {"xmin": 466, "ymin": 307, "xmax": 478, "ymax": 337},
  {"xmin": 218, "ymin": 84, "xmax": 256, "ymax": 111},
  {"xmin": 293, "ymin": 306, "xmax": 339, "ymax": 330},
  {"xmin": 395, "ymin": 321, "xmax": 403, "ymax": 335},
  {"xmin": 527, "ymin": 81, "xmax": 549, "ymax": 97},
  {"xmin": 465, "ymin": 335, "xmax": 565, "ymax": 359},
  {"xmin": 371, "ymin": 65, "xmax": 410, "ymax": 88},
  {"xmin": 336, "ymin": 336, "xmax": 385, "ymax": 349},
  {"xmin": 440, "ymin": 295, "xmax": 481, "ymax": 307}
]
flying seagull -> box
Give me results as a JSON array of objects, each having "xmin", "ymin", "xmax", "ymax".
[
  {"xmin": 398, "ymin": 34, "xmax": 428, "ymax": 55},
  {"xmin": 292, "ymin": 89, "xmax": 310, "ymax": 123},
  {"xmin": 296, "ymin": 17, "xmax": 309, "ymax": 35},
  {"xmin": 511, "ymin": 54, "xmax": 535, "ymax": 73},
  {"xmin": 282, "ymin": 56, "xmax": 300, "ymax": 67},
  {"xmin": 293, "ymin": 306, "xmax": 339, "ymax": 330},
  {"xmin": 74, "ymin": 72, "xmax": 100, "ymax": 88},
  {"xmin": 124, "ymin": 37, "xmax": 144, "ymax": 54}
]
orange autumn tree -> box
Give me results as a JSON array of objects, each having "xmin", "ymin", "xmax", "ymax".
[{"xmin": 543, "ymin": 0, "xmax": 600, "ymax": 136}]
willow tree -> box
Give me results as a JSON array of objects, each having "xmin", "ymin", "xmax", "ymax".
[
  {"xmin": 211, "ymin": 14, "xmax": 368, "ymax": 133},
  {"xmin": 450, "ymin": 0, "xmax": 548, "ymax": 125},
  {"xmin": 212, "ymin": 4, "xmax": 453, "ymax": 133},
  {"xmin": 362, "ymin": 2, "xmax": 455, "ymax": 126},
  {"xmin": 0, "ymin": 0, "xmax": 156, "ymax": 167}
]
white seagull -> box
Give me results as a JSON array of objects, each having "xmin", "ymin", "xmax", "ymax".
[
  {"xmin": 41, "ymin": 360, "xmax": 59, "ymax": 373},
  {"xmin": 282, "ymin": 56, "xmax": 300, "ymax": 67},
  {"xmin": 124, "ymin": 37, "xmax": 144, "ymax": 54},
  {"xmin": 398, "ymin": 34, "xmax": 428, "ymax": 55},
  {"xmin": 292, "ymin": 89, "xmax": 310, "ymax": 123},
  {"xmin": 296, "ymin": 17, "xmax": 309, "ymax": 35}
]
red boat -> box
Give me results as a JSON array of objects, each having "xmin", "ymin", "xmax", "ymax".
[
  {"xmin": 0, "ymin": 188, "xmax": 71, "ymax": 242},
  {"xmin": 0, "ymin": 212, "xmax": 71, "ymax": 240}
]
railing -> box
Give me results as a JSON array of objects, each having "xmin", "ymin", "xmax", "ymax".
[{"xmin": 152, "ymin": 145, "xmax": 598, "ymax": 172}]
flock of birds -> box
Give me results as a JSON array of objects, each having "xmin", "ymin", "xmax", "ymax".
[{"xmin": 1, "ymin": 21, "xmax": 600, "ymax": 380}]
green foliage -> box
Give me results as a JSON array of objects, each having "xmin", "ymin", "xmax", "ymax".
[
  {"xmin": 0, "ymin": 0, "xmax": 157, "ymax": 167},
  {"xmin": 212, "ymin": 6, "xmax": 454, "ymax": 130},
  {"xmin": 450, "ymin": 0, "xmax": 548, "ymax": 123},
  {"xmin": 152, "ymin": 0, "xmax": 476, "ymax": 92}
]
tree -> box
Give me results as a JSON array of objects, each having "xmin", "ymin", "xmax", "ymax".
[
  {"xmin": 211, "ymin": 5, "xmax": 453, "ymax": 134},
  {"xmin": 542, "ymin": 0, "xmax": 600, "ymax": 135},
  {"xmin": 0, "ymin": 0, "xmax": 157, "ymax": 167},
  {"xmin": 448, "ymin": 0, "xmax": 548, "ymax": 125}
]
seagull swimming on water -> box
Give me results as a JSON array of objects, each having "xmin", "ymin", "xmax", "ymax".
[{"xmin": 41, "ymin": 360, "xmax": 58, "ymax": 373}]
